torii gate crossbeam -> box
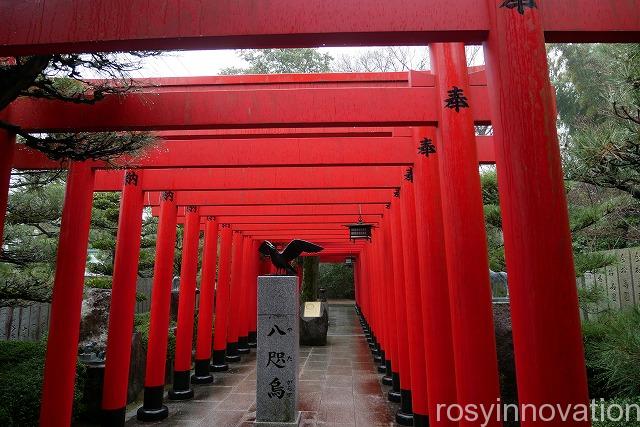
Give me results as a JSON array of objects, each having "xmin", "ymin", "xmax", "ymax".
[
  {"xmin": 0, "ymin": 0, "xmax": 637, "ymax": 55},
  {"xmin": 2, "ymin": 3, "xmax": 632, "ymax": 425},
  {"xmin": 12, "ymin": 136, "xmax": 497, "ymax": 170}
]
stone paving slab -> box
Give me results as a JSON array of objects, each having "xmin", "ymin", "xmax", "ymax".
[{"xmin": 124, "ymin": 303, "xmax": 398, "ymax": 427}]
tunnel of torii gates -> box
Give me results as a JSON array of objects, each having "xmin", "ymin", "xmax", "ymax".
[{"xmin": 0, "ymin": 2, "xmax": 638, "ymax": 426}]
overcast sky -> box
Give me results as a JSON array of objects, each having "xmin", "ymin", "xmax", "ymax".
[{"xmin": 131, "ymin": 47, "xmax": 436, "ymax": 77}]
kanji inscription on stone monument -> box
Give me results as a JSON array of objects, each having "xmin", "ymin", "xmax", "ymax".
[{"xmin": 256, "ymin": 275, "xmax": 300, "ymax": 425}]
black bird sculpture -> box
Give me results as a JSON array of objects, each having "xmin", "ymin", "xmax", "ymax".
[{"xmin": 258, "ymin": 240, "xmax": 323, "ymax": 275}]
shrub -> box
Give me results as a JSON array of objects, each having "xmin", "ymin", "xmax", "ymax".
[
  {"xmin": 134, "ymin": 312, "xmax": 176, "ymax": 359},
  {"xmin": 592, "ymin": 396, "xmax": 640, "ymax": 427},
  {"xmin": 578, "ymin": 282, "xmax": 609, "ymax": 318},
  {"xmin": 86, "ymin": 276, "xmax": 147, "ymax": 302},
  {"xmin": 574, "ymin": 252, "xmax": 618, "ymax": 277},
  {"xmin": 583, "ymin": 307, "xmax": 640, "ymax": 399},
  {"xmin": 84, "ymin": 276, "xmax": 112, "ymax": 289},
  {"xmin": 0, "ymin": 340, "xmax": 86, "ymax": 426},
  {"xmin": 318, "ymin": 263, "xmax": 354, "ymax": 299}
]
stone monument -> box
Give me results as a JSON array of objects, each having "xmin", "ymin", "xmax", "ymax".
[
  {"xmin": 299, "ymin": 301, "xmax": 329, "ymax": 346},
  {"xmin": 255, "ymin": 239, "xmax": 323, "ymax": 425},
  {"xmin": 256, "ymin": 275, "xmax": 300, "ymax": 425}
]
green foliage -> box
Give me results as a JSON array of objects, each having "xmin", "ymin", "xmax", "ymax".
[
  {"xmin": 138, "ymin": 213, "xmax": 159, "ymax": 278},
  {"xmin": 480, "ymin": 170, "xmax": 500, "ymax": 206},
  {"xmin": 134, "ymin": 312, "xmax": 176, "ymax": 359},
  {"xmin": 574, "ymin": 252, "xmax": 618, "ymax": 277},
  {"xmin": 0, "ymin": 340, "xmax": 86, "ymax": 426},
  {"xmin": 550, "ymin": 43, "xmax": 639, "ymax": 133},
  {"xmin": 591, "ymin": 396, "xmax": 640, "ymax": 427},
  {"xmin": 483, "ymin": 69, "xmax": 639, "ymax": 409},
  {"xmin": 483, "ymin": 204, "xmax": 502, "ymax": 229},
  {"xmin": 487, "ymin": 244, "xmax": 506, "ymax": 273},
  {"xmin": 0, "ymin": 172, "xmax": 65, "ymax": 306},
  {"xmin": 84, "ymin": 276, "xmax": 147, "ymax": 302},
  {"xmin": 480, "ymin": 168, "xmax": 506, "ymax": 272},
  {"xmin": 87, "ymin": 196, "xmax": 161, "ymax": 300},
  {"xmin": 578, "ymin": 282, "xmax": 608, "ymax": 316},
  {"xmin": 171, "ymin": 224, "xmax": 185, "ymax": 276},
  {"xmin": 571, "ymin": 205, "xmax": 609, "ymax": 234},
  {"xmin": 2, "ymin": 53, "xmax": 159, "ymax": 161},
  {"xmin": 84, "ymin": 276, "xmax": 112, "ymax": 289},
  {"xmin": 550, "ymin": 43, "xmax": 640, "ymax": 238},
  {"xmin": 87, "ymin": 192, "xmax": 120, "ymax": 277},
  {"xmin": 301, "ymin": 257, "xmax": 320, "ymax": 303},
  {"xmin": 547, "ymin": 43, "xmax": 640, "ymax": 280},
  {"xmin": 318, "ymin": 263, "xmax": 354, "ymax": 299},
  {"xmin": 568, "ymin": 193, "xmax": 637, "ymax": 253},
  {"xmin": 220, "ymin": 49, "xmax": 333, "ymax": 75},
  {"xmin": 583, "ymin": 308, "xmax": 640, "ymax": 399},
  {"xmin": 14, "ymin": 131, "xmax": 156, "ymax": 163}
]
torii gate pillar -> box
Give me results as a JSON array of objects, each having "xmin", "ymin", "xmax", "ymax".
[
  {"xmin": 211, "ymin": 225, "xmax": 234, "ymax": 371},
  {"xmin": 484, "ymin": 2, "xmax": 589, "ymax": 423},
  {"xmin": 193, "ymin": 216, "xmax": 219, "ymax": 383},
  {"xmin": 399, "ymin": 179, "xmax": 429, "ymax": 426},
  {"xmin": 40, "ymin": 162, "xmax": 95, "ymax": 426},
  {"xmin": 169, "ymin": 205, "xmax": 201, "ymax": 400},
  {"xmin": 430, "ymin": 42, "xmax": 501, "ymax": 424},
  {"xmin": 248, "ymin": 240, "xmax": 260, "ymax": 348},
  {"xmin": 0, "ymin": 130, "xmax": 15, "ymax": 249},
  {"xmin": 226, "ymin": 231, "xmax": 244, "ymax": 362},
  {"xmin": 137, "ymin": 192, "xmax": 178, "ymax": 421},
  {"xmin": 389, "ymin": 201, "xmax": 413, "ymax": 424},
  {"xmin": 237, "ymin": 236, "xmax": 253, "ymax": 355},
  {"xmin": 101, "ymin": 170, "xmax": 145, "ymax": 423},
  {"xmin": 382, "ymin": 216, "xmax": 402, "ymax": 399},
  {"xmin": 412, "ymin": 128, "xmax": 458, "ymax": 427}
]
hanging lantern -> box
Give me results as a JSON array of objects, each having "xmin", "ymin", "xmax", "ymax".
[
  {"xmin": 345, "ymin": 256, "xmax": 355, "ymax": 267},
  {"xmin": 346, "ymin": 221, "xmax": 373, "ymax": 242},
  {"xmin": 344, "ymin": 205, "xmax": 374, "ymax": 242}
]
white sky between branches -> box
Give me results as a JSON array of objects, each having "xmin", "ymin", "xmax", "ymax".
[{"xmin": 130, "ymin": 46, "xmax": 484, "ymax": 77}]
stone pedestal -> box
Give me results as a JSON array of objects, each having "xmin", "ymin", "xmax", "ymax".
[
  {"xmin": 256, "ymin": 275, "xmax": 299, "ymax": 425},
  {"xmin": 299, "ymin": 302, "xmax": 329, "ymax": 346}
]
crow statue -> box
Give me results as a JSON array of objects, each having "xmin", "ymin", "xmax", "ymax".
[{"xmin": 258, "ymin": 240, "xmax": 323, "ymax": 275}]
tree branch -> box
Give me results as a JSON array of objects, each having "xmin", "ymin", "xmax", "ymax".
[{"xmin": 0, "ymin": 55, "xmax": 52, "ymax": 111}]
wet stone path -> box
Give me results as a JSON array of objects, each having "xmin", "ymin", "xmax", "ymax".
[{"xmin": 125, "ymin": 303, "xmax": 398, "ymax": 426}]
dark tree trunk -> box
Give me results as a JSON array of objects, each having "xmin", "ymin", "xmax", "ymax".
[
  {"xmin": 301, "ymin": 256, "xmax": 319, "ymax": 303},
  {"xmin": 0, "ymin": 55, "xmax": 52, "ymax": 111}
]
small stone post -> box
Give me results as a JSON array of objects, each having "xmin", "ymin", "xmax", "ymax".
[{"xmin": 256, "ymin": 275, "xmax": 300, "ymax": 425}]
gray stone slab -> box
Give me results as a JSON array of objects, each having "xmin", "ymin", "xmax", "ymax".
[
  {"xmin": 255, "ymin": 411, "xmax": 301, "ymax": 426},
  {"xmin": 256, "ymin": 275, "xmax": 299, "ymax": 423},
  {"xmin": 617, "ymin": 249, "xmax": 634, "ymax": 307},
  {"xmin": 258, "ymin": 275, "xmax": 299, "ymax": 316}
]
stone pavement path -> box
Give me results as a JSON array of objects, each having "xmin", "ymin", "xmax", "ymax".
[{"xmin": 125, "ymin": 303, "xmax": 398, "ymax": 426}]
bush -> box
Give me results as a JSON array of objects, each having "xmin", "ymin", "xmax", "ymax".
[
  {"xmin": 583, "ymin": 307, "xmax": 640, "ymax": 399},
  {"xmin": 86, "ymin": 276, "xmax": 147, "ymax": 302},
  {"xmin": 592, "ymin": 396, "xmax": 640, "ymax": 427},
  {"xmin": 134, "ymin": 312, "xmax": 176, "ymax": 359},
  {"xmin": 0, "ymin": 341, "xmax": 46, "ymax": 426},
  {"xmin": 574, "ymin": 252, "xmax": 618, "ymax": 277},
  {"xmin": 578, "ymin": 282, "xmax": 608, "ymax": 318},
  {"xmin": 480, "ymin": 169, "xmax": 500, "ymax": 205},
  {"xmin": 0, "ymin": 340, "xmax": 86, "ymax": 426},
  {"xmin": 318, "ymin": 263, "xmax": 354, "ymax": 299}
]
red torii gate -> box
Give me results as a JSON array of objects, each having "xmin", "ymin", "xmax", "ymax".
[
  {"xmin": 0, "ymin": 72, "xmax": 536, "ymax": 427},
  {"xmin": 91, "ymin": 152, "xmax": 483, "ymax": 419},
  {"xmin": 0, "ymin": 67, "xmax": 560, "ymax": 427},
  {"xmin": 0, "ymin": 4, "xmax": 638, "ymax": 426},
  {"xmin": 4, "ymin": 86, "xmax": 492, "ymax": 132},
  {"xmin": 96, "ymin": 167, "xmax": 401, "ymax": 412},
  {"xmin": 0, "ymin": 0, "xmax": 637, "ymax": 52}
]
